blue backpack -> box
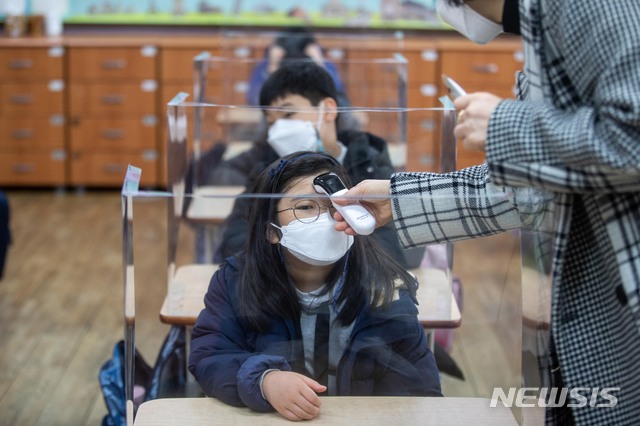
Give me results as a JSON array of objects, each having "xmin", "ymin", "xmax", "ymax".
[{"xmin": 99, "ymin": 326, "xmax": 186, "ymax": 426}]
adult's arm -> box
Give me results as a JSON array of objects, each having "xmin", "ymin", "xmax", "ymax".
[{"xmin": 390, "ymin": 165, "xmax": 547, "ymax": 248}]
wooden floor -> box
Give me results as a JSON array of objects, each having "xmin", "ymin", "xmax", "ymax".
[{"xmin": 0, "ymin": 189, "xmax": 523, "ymax": 426}]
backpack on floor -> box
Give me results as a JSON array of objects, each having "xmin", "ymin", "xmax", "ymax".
[{"xmin": 99, "ymin": 326, "xmax": 187, "ymax": 426}]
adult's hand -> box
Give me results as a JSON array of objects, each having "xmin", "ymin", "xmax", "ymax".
[
  {"xmin": 332, "ymin": 179, "xmax": 392, "ymax": 235},
  {"xmin": 262, "ymin": 371, "xmax": 326, "ymax": 421},
  {"xmin": 453, "ymin": 92, "xmax": 502, "ymax": 152}
]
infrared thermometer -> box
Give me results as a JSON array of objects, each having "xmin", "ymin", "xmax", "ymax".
[
  {"xmin": 313, "ymin": 172, "xmax": 376, "ymax": 236},
  {"xmin": 442, "ymin": 74, "xmax": 467, "ymax": 99}
]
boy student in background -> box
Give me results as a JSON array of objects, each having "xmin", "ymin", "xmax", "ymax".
[
  {"xmin": 189, "ymin": 152, "xmax": 441, "ymax": 421},
  {"xmin": 212, "ymin": 61, "xmax": 421, "ymax": 269}
]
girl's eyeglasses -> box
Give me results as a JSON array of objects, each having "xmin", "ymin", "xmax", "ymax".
[{"xmin": 276, "ymin": 199, "xmax": 336, "ymax": 223}]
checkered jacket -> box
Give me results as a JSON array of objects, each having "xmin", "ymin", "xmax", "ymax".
[{"xmin": 391, "ymin": 0, "xmax": 640, "ymax": 424}]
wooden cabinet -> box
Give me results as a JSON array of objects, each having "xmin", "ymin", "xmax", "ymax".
[
  {"xmin": 67, "ymin": 44, "xmax": 159, "ymax": 187},
  {"xmin": 0, "ymin": 34, "xmax": 523, "ymax": 187},
  {"xmin": 403, "ymin": 42, "xmax": 440, "ymax": 172},
  {"xmin": 439, "ymin": 37, "xmax": 523, "ymax": 169},
  {"xmin": 0, "ymin": 45, "xmax": 66, "ymax": 186}
]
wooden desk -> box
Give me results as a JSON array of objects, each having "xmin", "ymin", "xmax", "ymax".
[
  {"xmin": 134, "ymin": 396, "xmax": 518, "ymax": 425},
  {"xmin": 185, "ymin": 185, "xmax": 245, "ymax": 225},
  {"xmin": 160, "ymin": 265, "xmax": 461, "ymax": 329},
  {"xmin": 183, "ymin": 185, "xmax": 245, "ymax": 262}
]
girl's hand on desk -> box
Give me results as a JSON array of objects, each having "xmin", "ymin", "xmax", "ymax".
[{"xmin": 262, "ymin": 371, "xmax": 326, "ymax": 421}]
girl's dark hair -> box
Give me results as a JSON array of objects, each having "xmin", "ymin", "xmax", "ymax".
[
  {"xmin": 237, "ymin": 152, "xmax": 417, "ymax": 331},
  {"xmin": 445, "ymin": 0, "xmax": 465, "ymax": 5}
]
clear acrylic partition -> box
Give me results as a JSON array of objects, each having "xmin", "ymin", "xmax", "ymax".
[
  {"xmin": 121, "ymin": 102, "xmax": 555, "ymax": 425},
  {"xmin": 216, "ymin": 30, "xmax": 405, "ymax": 103}
]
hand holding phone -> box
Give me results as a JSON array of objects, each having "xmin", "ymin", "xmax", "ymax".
[
  {"xmin": 313, "ymin": 172, "xmax": 376, "ymax": 236},
  {"xmin": 442, "ymin": 74, "xmax": 467, "ymax": 99}
]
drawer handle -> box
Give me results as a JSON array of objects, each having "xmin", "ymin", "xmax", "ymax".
[
  {"xmin": 9, "ymin": 59, "xmax": 34, "ymax": 69},
  {"xmin": 101, "ymin": 59, "xmax": 128, "ymax": 70},
  {"xmin": 103, "ymin": 164, "xmax": 124, "ymax": 174},
  {"xmin": 13, "ymin": 164, "xmax": 36, "ymax": 174},
  {"xmin": 472, "ymin": 63, "xmax": 499, "ymax": 74},
  {"xmin": 11, "ymin": 129, "xmax": 34, "ymax": 139},
  {"xmin": 102, "ymin": 129, "xmax": 125, "ymax": 140},
  {"xmin": 101, "ymin": 95, "xmax": 125, "ymax": 105},
  {"xmin": 10, "ymin": 94, "xmax": 34, "ymax": 105}
]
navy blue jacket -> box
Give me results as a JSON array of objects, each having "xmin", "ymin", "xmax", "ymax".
[{"xmin": 189, "ymin": 257, "xmax": 442, "ymax": 412}]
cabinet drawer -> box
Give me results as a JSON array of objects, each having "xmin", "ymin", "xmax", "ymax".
[
  {"xmin": 181, "ymin": 81, "xmax": 248, "ymax": 106},
  {"xmin": 205, "ymin": 58, "xmax": 254, "ymax": 93},
  {"xmin": 69, "ymin": 83, "xmax": 157, "ymax": 115},
  {"xmin": 68, "ymin": 46, "xmax": 157, "ymax": 80},
  {"xmin": 349, "ymin": 85, "xmax": 405, "ymax": 109},
  {"xmin": 440, "ymin": 51, "xmax": 522, "ymax": 87},
  {"xmin": 0, "ymin": 82, "xmax": 64, "ymax": 115},
  {"xmin": 70, "ymin": 117, "xmax": 157, "ymax": 151},
  {"xmin": 406, "ymin": 112, "xmax": 439, "ymax": 172},
  {"xmin": 0, "ymin": 117, "xmax": 65, "ymax": 150},
  {"xmin": 69, "ymin": 152, "xmax": 158, "ymax": 187},
  {"xmin": 407, "ymin": 82, "xmax": 438, "ymax": 108},
  {"xmin": 404, "ymin": 50, "xmax": 438, "ymax": 89},
  {"xmin": 345, "ymin": 51, "xmax": 407, "ymax": 84},
  {"xmin": 0, "ymin": 46, "xmax": 65, "ymax": 79},
  {"xmin": 0, "ymin": 152, "xmax": 66, "ymax": 185},
  {"xmin": 162, "ymin": 82, "xmax": 194, "ymax": 105},
  {"xmin": 161, "ymin": 48, "xmax": 221, "ymax": 81}
]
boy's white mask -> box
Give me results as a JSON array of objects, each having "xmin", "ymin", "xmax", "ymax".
[
  {"xmin": 267, "ymin": 102, "xmax": 325, "ymax": 157},
  {"xmin": 437, "ymin": 0, "xmax": 503, "ymax": 45}
]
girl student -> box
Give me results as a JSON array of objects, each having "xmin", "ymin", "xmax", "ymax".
[{"xmin": 189, "ymin": 152, "xmax": 441, "ymax": 421}]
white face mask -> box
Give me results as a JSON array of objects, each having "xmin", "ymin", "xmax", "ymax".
[
  {"xmin": 267, "ymin": 102, "xmax": 325, "ymax": 157},
  {"xmin": 271, "ymin": 213, "xmax": 354, "ymax": 266},
  {"xmin": 437, "ymin": 0, "xmax": 503, "ymax": 44}
]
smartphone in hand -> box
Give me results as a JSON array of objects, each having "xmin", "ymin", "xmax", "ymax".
[{"xmin": 442, "ymin": 74, "xmax": 467, "ymax": 99}]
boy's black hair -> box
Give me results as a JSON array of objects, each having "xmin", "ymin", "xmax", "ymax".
[
  {"xmin": 237, "ymin": 152, "xmax": 417, "ymax": 332},
  {"xmin": 445, "ymin": 0, "xmax": 465, "ymax": 5},
  {"xmin": 259, "ymin": 61, "xmax": 338, "ymax": 107}
]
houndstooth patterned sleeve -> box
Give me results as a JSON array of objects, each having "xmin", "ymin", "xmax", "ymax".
[
  {"xmin": 486, "ymin": 1, "xmax": 640, "ymax": 194},
  {"xmin": 389, "ymin": 164, "xmax": 549, "ymax": 248}
]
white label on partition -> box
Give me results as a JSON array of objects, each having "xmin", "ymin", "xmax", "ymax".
[{"xmin": 122, "ymin": 165, "xmax": 142, "ymax": 194}]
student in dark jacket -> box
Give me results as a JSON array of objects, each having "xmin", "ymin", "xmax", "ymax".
[
  {"xmin": 212, "ymin": 61, "xmax": 417, "ymax": 267},
  {"xmin": 189, "ymin": 152, "xmax": 441, "ymax": 421}
]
